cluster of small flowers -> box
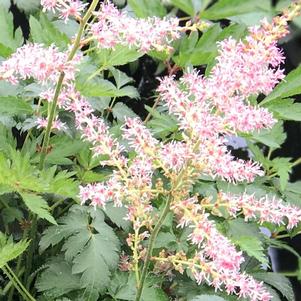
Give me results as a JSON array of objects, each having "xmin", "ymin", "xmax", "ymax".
[
  {"xmin": 157, "ymin": 77, "xmax": 265, "ymax": 183},
  {"xmin": 89, "ymin": 2, "xmax": 181, "ymax": 53},
  {"xmin": 172, "ymin": 197, "xmax": 244, "ymax": 271},
  {"xmin": 77, "ymin": 115, "xmax": 157, "ymax": 221},
  {"xmin": 0, "ymin": 43, "xmax": 82, "ymax": 131},
  {"xmin": 190, "ymin": 254, "xmax": 271, "ymax": 301},
  {"xmin": 0, "ymin": 44, "xmax": 78, "ymax": 85},
  {"xmin": 170, "ymin": 197, "xmax": 275, "ymax": 300},
  {"xmin": 41, "ymin": 0, "xmax": 87, "ymax": 22},
  {"xmin": 218, "ymin": 192, "xmax": 301, "ymax": 229}
]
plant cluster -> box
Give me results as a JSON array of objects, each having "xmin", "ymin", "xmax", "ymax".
[{"xmin": 1, "ymin": 0, "xmax": 301, "ymax": 301}]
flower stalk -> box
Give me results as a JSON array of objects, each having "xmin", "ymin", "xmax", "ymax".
[{"xmin": 134, "ymin": 196, "xmax": 172, "ymax": 301}]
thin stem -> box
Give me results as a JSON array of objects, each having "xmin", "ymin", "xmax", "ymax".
[
  {"xmin": 24, "ymin": 215, "xmax": 37, "ymax": 289},
  {"xmin": 144, "ymin": 96, "xmax": 160, "ymax": 124},
  {"xmin": 134, "ymin": 196, "xmax": 172, "ymax": 301},
  {"xmin": 291, "ymin": 156, "xmax": 301, "ymax": 167},
  {"xmin": 8, "ymin": 228, "xmax": 29, "ymax": 300},
  {"xmin": 2, "ymin": 264, "xmax": 36, "ymax": 301},
  {"xmin": 267, "ymin": 148, "xmax": 273, "ymax": 161},
  {"xmin": 2, "ymin": 266, "xmax": 28, "ymax": 301},
  {"xmin": 133, "ymin": 227, "xmax": 141, "ymax": 286},
  {"xmin": 38, "ymin": 73, "xmax": 65, "ymax": 170},
  {"xmin": 105, "ymin": 96, "xmax": 117, "ymax": 119}
]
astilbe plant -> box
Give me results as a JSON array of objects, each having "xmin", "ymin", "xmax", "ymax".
[{"xmin": 1, "ymin": 0, "xmax": 301, "ymax": 300}]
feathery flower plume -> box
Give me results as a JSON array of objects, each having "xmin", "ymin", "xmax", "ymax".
[
  {"xmin": 168, "ymin": 197, "xmax": 271, "ymax": 301},
  {"xmin": 0, "ymin": 44, "xmax": 78, "ymax": 85},
  {"xmin": 215, "ymin": 192, "xmax": 301, "ymax": 229},
  {"xmin": 89, "ymin": 2, "xmax": 181, "ymax": 53}
]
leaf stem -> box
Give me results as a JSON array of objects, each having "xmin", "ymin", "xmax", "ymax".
[{"xmin": 134, "ymin": 196, "xmax": 172, "ymax": 301}]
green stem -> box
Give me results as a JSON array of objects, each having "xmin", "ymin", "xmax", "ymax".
[
  {"xmin": 2, "ymin": 264, "xmax": 36, "ymax": 301},
  {"xmin": 105, "ymin": 96, "xmax": 117, "ymax": 119},
  {"xmin": 291, "ymin": 156, "xmax": 301, "ymax": 168},
  {"xmin": 24, "ymin": 215, "xmax": 37, "ymax": 289},
  {"xmin": 38, "ymin": 73, "xmax": 65, "ymax": 170},
  {"xmin": 8, "ymin": 229, "xmax": 28, "ymax": 301},
  {"xmin": 134, "ymin": 196, "xmax": 172, "ymax": 301},
  {"xmin": 144, "ymin": 96, "xmax": 160, "ymax": 124}
]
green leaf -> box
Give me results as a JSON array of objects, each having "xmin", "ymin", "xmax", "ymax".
[
  {"xmin": 261, "ymin": 65, "xmax": 301, "ymax": 105},
  {"xmin": 41, "ymin": 167, "xmax": 79, "ymax": 199},
  {"xmin": 13, "ymin": 0, "xmax": 40, "ymax": 13},
  {"xmin": 174, "ymin": 24, "xmax": 221, "ymax": 67},
  {"xmin": 153, "ymin": 232, "xmax": 177, "ymax": 249},
  {"xmin": 40, "ymin": 205, "xmax": 120, "ymax": 295},
  {"xmin": 193, "ymin": 181, "xmax": 218, "ymax": 200},
  {"xmin": 0, "ymin": 151, "xmax": 45, "ymax": 193},
  {"xmin": 104, "ymin": 202, "xmax": 131, "ymax": 231},
  {"xmin": 21, "ymin": 193, "xmax": 57, "ymax": 224},
  {"xmin": 0, "ymin": 232, "xmax": 29, "ymax": 268},
  {"xmin": 170, "ymin": 0, "xmax": 202, "ymax": 16},
  {"xmin": 36, "ymin": 257, "xmax": 81, "ymax": 298},
  {"xmin": 29, "ymin": 13, "xmax": 69, "ymax": 48},
  {"xmin": 72, "ymin": 234, "xmax": 114, "ymax": 295},
  {"xmin": 0, "ymin": 97, "xmax": 33, "ymax": 116},
  {"xmin": 45, "ymin": 135, "xmax": 86, "ymax": 165},
  {"xmin": 115, "ymin": 86, "xmax": 140, "ymax": 99},
  {"xmin": 229, "ymin": 11, "xmax": 273, "ymax": 26},
  {"xmin": 227, "ymin": 218, "xmax": 263, "ymax": 239},
  {"xmin": 128, "ymin": 0, "xmax": 166, "ymax": 18},
  {"xmin": 109, "ymin": 272, "xmax": 168, "ymax": 301},
  {"xmin": 0, "ymin": 6, "xmax": 23, "ymax": 56},
  {"xmin": 285, "ymin": 181, "xmax": 301, "ymax": 194},
  {"xmin": 112, "ymin": 103, "xmax": 138, "ymax": 121},
  {"xmin": 253, "ymin": 272, "xmax": 294, "ymax": 301},
  {"xmin": 250, "ymin": 121, "xmax": 286, "ymax": 149},
  {"xmin": 263, "ymin": 98, "xmax": 301, "ymax": 121},
  {"xmin": 174, "ymin": 23, "xmax": 246, "ymax": 67},
  {"xmin": 247, "ymin": 143, "xmax": 269, "ymax": 168},
  {"xmin": 0, "ymin": 124, "xmax": 17, "ymax": 154},
  {"xmin": 76, "ymin": 77, "xmax": 117, "ymax": 98},
  {"xmin": 226, "ymin": 219, "xmax": 268, "ymax": 264},
  {"xmin": 202, "ymin": 0, "xmax": 270, "ymax": 20},
  {"xmin": 96, "ymin": 45, "xmax": 143, "ymax": 68},
  {"xmin": 261, "ymin": 285, "xmax": 282, "ymax": 301},
  {"xmin": 110, "ymin": 67, "xmax": 134, "ymax": 89},
  {"xmin": 271, "ymin": 157, "xmax": 292, "ymax": 191},
  {"xmin": 1, "ymin": 207, "xmax": 23, "ymax": 224},
  {"xmin": 191, "ymin": 296, "xmax": 226, "ymax": 301},
  {"xmin": 233, "ymin": 236, "xmax": 268, "ymax": 264},
  {"xmin": 146, "ymin": 106, "xmax": 178, "ymax": 139}
]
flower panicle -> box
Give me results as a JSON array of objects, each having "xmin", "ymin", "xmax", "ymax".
[
  {"xmin": 89, "ymin": 2, "xmax": 181, "ymax": 53},
  {"xmin": 217, "ymin": 192, "xmax": 301, "ymax": 229},
  {"xmin": 153, "ymin": 251, "xmax": 272, "ymax": 301}
]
